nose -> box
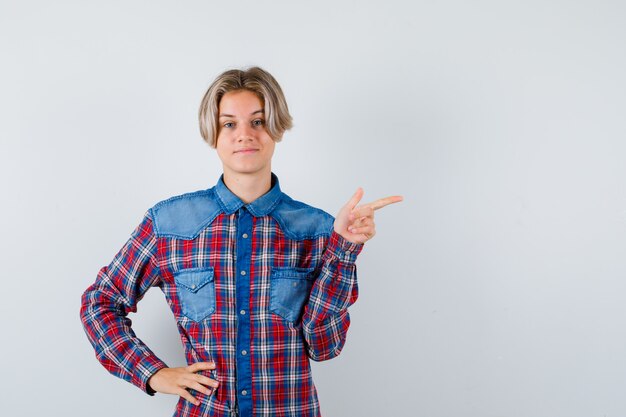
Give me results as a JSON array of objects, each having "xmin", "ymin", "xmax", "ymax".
[{"xmin": 236, "ymin": 123, "xmax": 254, "ymax": 142}]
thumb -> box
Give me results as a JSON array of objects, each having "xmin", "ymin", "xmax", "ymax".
[{"xmin": 345, "ymin": 187, "xmax": 364, "ymax": 211}]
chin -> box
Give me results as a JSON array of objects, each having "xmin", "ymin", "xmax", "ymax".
[{"xmin": 229, "ymin": 165, "xmax": 268, "ymax": 175}]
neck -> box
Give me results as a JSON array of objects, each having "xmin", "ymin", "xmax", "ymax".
[{"xmin": 222, "ymin": 171, "xmax": 272, "ymax": 204}]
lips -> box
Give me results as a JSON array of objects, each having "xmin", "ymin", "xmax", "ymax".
[{"xmin": 234, "ymin": 148, "xmax": 259, "ymax": 154}]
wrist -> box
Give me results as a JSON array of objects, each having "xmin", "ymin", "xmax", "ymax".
[
  {"xmin": 139, "ymin": 359, "xmax": 167, "ymax": 396},
  {"xmin": 326, "ymin": 230, "xmax": 363, "ymax": 263}
]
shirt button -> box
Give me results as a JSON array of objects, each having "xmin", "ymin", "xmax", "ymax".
[
  {"xmin": 240, "ymin": 309, "xmax": 246, "ymax": 315},
  {"xmin": 241, "ymin": 350, "xmax": 247, "ymax": 356},
  {"xmin": 241, "ymin": 390, "xmax": 248, "ymax": 396},
  {"xmin": 242, "ymin": 233, "xmax": 249, "ymax": 239},
  {"xmin": 241, "ymin": 270, "xmax": 246, "ymax": 276}
]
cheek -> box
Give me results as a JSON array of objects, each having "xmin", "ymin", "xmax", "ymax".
[
  {"xmin": 215, "ymin": 138, "xmax": 229, "ymax": 159},
  {"xmin": 265, "ymin": 139, "xmax": 276, "ymax": 155},
  {"xmin": 215, "ymin": 131, "xmax": 230, "ymax": 148}
]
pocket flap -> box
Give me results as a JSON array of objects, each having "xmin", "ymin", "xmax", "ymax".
[
  {"xmin": 174, "ymin": 267, "xmax": 215, "ymax": 293},
  {"xmin": 271, "ymin": 267, "xmax": 315, "ymax": 280}
]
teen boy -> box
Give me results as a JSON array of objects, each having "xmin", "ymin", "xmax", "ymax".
[{"xmin": 80, "ymin": 67, "xmax": 402, "ymax": 417}]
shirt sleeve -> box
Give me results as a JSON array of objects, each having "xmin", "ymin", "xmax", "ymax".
[
  {"xmin": 301, "ymin": 230, "xmax": 363, "ymax": 361},
  {"xmin": 79, "ymin": 211, "xmax": 168, "ymax": 395}
]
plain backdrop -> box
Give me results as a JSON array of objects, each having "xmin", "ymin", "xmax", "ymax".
[{"xmin": 2, "ymin": 1, "xmax": 626, "ymax": 416}]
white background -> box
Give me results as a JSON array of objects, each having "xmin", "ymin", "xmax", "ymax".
[{"xmin": 2, "ymin": 1, "xmax": 626, "ymax": 416}]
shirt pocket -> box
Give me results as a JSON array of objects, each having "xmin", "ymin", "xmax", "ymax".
[
  {"xmin": 269, "ymin": 267, "xmax": 315, "ymax": 323},
  {"xmin": 174, "ymin": 267, "xmax": 216, "ymax": 322}
]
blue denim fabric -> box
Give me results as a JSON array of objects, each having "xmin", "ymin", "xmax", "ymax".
[
  {"xmin": 151, "ymin": 174, "xmax": 334, "ymax": 240},
  {"xmin": 269, "ymin": 268, "xmax": 315, "ymax": 323},
  {"xmin": 174, "ymin": 267, "xmax": 216, "ymax": 321}
]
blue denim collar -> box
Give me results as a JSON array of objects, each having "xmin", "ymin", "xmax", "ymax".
[{"xmin": 214, "ymin": 173, "xmax": 283, "ymax": 217}]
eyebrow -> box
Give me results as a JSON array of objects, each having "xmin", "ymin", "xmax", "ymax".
[{"xmin": 219, "ymin": 109, "xmax": 264, "ymax": 118}]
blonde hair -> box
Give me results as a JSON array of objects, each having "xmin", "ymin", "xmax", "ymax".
[{"xmin": 199, "ymin": 67, "xmax": 293, "ymax": 148}]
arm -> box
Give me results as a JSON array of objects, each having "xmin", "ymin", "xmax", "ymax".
[
  {"xmin": 79, "ymin": 211, "xmax": 167, "ymax": 394},
  {"xmin": 302, "ymin": 230, "xmax": 362, "ymax": 361},
  {"xmin": 302, "ymin": 188, "xmax": 403, "ymax": 361}
]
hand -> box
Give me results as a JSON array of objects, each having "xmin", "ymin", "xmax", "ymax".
[
  {"xmin": 148, "ymin": 362, "xmax": 218, "ymax": 406},
  {"xmin": 334, "ymin": 188, "xmax": 403, "ymax": 244}
]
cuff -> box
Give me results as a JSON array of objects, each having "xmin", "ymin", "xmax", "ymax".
[
  {"xmin": 325, "ymin": 230, "xmax": 364, "ymax": 263},
  {"xmin": 132, "ymin": 351, "xmax": 168, "ymax": 396}
]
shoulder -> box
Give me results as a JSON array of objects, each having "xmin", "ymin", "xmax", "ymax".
[
  {"xmin": 271, "ymin": 193, "xmax": 334, "ymax": 240},
  {"xmin": 149, "ymin": 188, "xmax": 222, "ymax": 239}
]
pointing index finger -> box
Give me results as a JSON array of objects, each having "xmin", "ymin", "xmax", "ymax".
[{"xmin": 364, "ymin": 195, "xmax": 404, "ymax": 211}]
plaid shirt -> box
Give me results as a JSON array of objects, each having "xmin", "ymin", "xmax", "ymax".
[{"xmin": 80, "ymin": 174, "xmax": 362, "ymax": 417}]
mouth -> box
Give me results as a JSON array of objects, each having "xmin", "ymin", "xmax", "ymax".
[{"xmin": 234, "ymin": 148, "xmax": 259, "ymax": 154}]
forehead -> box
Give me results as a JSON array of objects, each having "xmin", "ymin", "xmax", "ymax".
[{"xmin": 219, "ymin": 90, "xmax": 264, "ymax": 115}]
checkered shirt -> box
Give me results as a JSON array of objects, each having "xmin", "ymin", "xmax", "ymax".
[{"xmin": 80, "ymin": 174, "xmax": 362, "ymax": 417}]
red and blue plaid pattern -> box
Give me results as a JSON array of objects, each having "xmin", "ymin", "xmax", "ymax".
[{"xmin": 80, "ymin": 175, "xmax": 362, "ymax": 417}]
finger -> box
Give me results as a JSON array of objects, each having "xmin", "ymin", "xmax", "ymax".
[
  {"xmin": 189, "ymin": 381, "xmax": 213, "ymax": 396},
  {"xmin": 348, "ymin": 217, "xmax": 375, "ymax": 232},
  {"xmin": 187, "ymin": 362, "xmax": 216, "ymax": 373},
  {"xmin": 349, "ymin": 216, "xmax": 373, "ymax": 230},
  {"xmin": 348, "ymin": 225, "xmax": 376, "ymax": 236},
  {"xmin": 350, "ymin": 205, "xmax": 375, "ymax": 220},
  {"xmin": 178, "ymin": 388, "xmax": 200, "ymax": 406},
  {"xmin": 365, "ymin": 195, "xmax": 404, "ymax": 211},
  {"xmin": 194, "ymin": 374, "xmax": 219, "ymax": 388},
  {"xmin": 345, "ymin": 187, "xmax": 364, "ymax": 211},
  {"xmin": 349, "ymin": 217, "xmax": 363, "ymax": 229}
]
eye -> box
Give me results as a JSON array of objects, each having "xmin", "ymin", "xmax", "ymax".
[
  {"xmin": 223, "ymin": 122, "xmax": 235, "ymax": 128},
  {"xmin": 252, "ymin": 119, "xmax": 265, "ymax": 127}
]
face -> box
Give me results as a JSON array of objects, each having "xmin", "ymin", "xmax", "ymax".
[{"xmin": 216, "ymin": 90, "xmax": 275, "ymax": 180}]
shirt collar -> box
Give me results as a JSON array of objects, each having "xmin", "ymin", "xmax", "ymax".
[{"xmin": 214, "ymin": 173, "xmax": 283, "ymax": 217}]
